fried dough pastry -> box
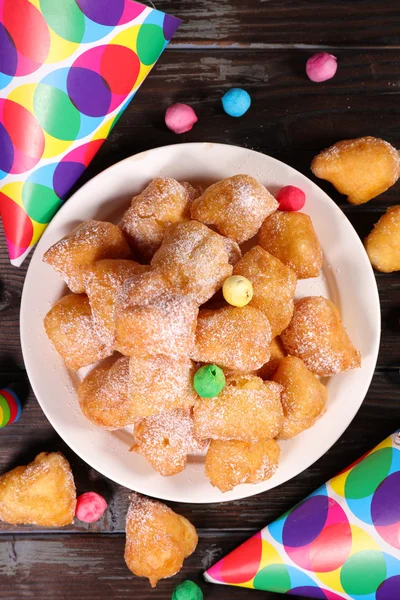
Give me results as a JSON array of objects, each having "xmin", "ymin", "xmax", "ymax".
[
  {"xmin": 78, "ymin": 357, "xmax": 133, "ymax": 430},
  {"xmin": 191, "ymin": 174, "xmax": 278, "ymax": 243},
  {"xmin": 131, "ymin": 409, "xmax": 207, "ymax": 476},
  {"xmin": 120, "ymin": 178, "xmax": 199, "ymax": 260},
  {"xmin": 151, "ymin": 220, "xmax": 234, "ymax": 304},
  {"xmin": 233, "ymin": 245, "xmax": 297, "ymax": 337},
  {"xmin": 115, "ymin": 270, "xmax": 198, "ymax": 358},
  {"xmin": 281, "ymin": 296, "xmax": 361, "ymax": 376},
  {"xmin": 43, "ymin": 220, "xmax": 131, "ymax": 293},
  {"xmin": 128, "ymin": 356, "xmax": 197, "ymax": 420},
  {"xmin": 258, "ymin": 211, "xmax": 323, "ymax": 279},
  {"xmin": 124, "ymin": 494, "xmax": 198, "ymax": 587},
  {"xmin": 311, "ymin": 137, "xmax": 400, "ymax": 205},
  {"xmin": 256, "ymin": 337, "xmax": 287, "ymax": 380},
  {"xmin": 365, "ymin": 205, "xmax": 400, "ymax": 272},
  {"xmin": 272, "ymin": 356, "xmax": 328, "ymax": 439},
  {"xmin": 193, "ymin": 375, "xmax": 283, "ymax": 442},
  {"xmin": 191, "ymin": 306, "xmax": 272, "ymax": 372},
  {"xmin": 44, "ymin": 294, "xmax": 112, "ymax": 371},
  {"xmin": 205, "ymin": 439, "xmax": 280, "ymax": 493},
  {"xmin": 84, "ymin": 259, "xmax": 149, "ymax": 347},
  {"xmin": 0, "ymin": 452, "xmax": 76, "ymax": 526}
]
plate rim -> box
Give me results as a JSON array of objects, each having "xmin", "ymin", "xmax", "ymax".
[{"xmin": 20, "ymin": 141, "xmax": 381, "ymax": 504}]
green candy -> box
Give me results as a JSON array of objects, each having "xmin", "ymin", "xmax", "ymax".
[
  {"xmin": 172, "ymin": 580, "xmax": 203, "ymax": 600},
  {"xmin": 193, "ymin": 364, "xmax": 225, "ymax": 398}
]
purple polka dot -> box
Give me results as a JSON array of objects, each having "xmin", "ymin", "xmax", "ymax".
[
  {"xmin": 0, "ymin": 24, "xmax": 17, "ymax": 77},
  {"xmin": 76, "ymin": 0, "xmax": 124, "ymax": 26},
  {"xmin": 0, "ymin": 122, "xmax": 14, "ymax": 173},
  {"xmin": 377, "ymin": 575, "xmax": 400, "ymax": 600},
  {"xmin": 163, "ymin": 13, "xmax": 180, "ymax": 41},
  {"xmin": 372, "ymin": 472, "xmax": 400, "ymax": 526},
  {"xmin": 67, "ymin": 67, "xmax": 111, "ymax": 117},
  {"xmin": 283, "ymin": 496, "xmax": 328, "ymax": 548},
  {"xmin": 53, "ymin": 161, "xmax": 86, "ymax": 199},
  {"xmin": 289, "ymin": 587, "xmax": 328, "ymax": 599}
]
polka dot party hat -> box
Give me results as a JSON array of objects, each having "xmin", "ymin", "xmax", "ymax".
[
  {"xmin": 0, "ymin": 0, "xmax": 180, "ymax": 266},
  {"xmin": 205, "ymin": 431, "xmax": 400, "ymax": 599}
]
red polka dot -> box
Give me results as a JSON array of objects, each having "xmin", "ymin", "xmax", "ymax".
[
  {"xmin": 309, "ymin": 522, "xmax": 352, "ymax": 572},
  {"xmin": 2, "ymin": 100, "xmax": 44, "ymax": 166},
  {"xmin": 100, "ymin": 45, "xmax": 140, "ymax": 95},
  {"xmin": 3, "ymin": 0, "xmax": 50, "ymax": 67},
  {"xmin": 0, "ymin": 191, "xmax": 33, "ymax": 248},
  {"xmin": 221, "ymin": 532, "xmax": 262, "ymax": 584},
  {"xmin": 83, "ymin": 139, "xmax": 105, "ymax": 166}
]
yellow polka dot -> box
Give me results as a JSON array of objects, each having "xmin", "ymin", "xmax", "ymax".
[
  {"xmin": 42, "ymin": 132, "xmax": 72, "ymax": 159},
  {"xmin": 349, "ymin": 525, "xmax": 380, "ymax": 556},
  {"xmin": 1, "ymin": 182, "xmax": 24, "ymax": 207},
  {"xmin": 8, "ymin": 84, "xmax": 36, "ymax": 114},
  {"xmin": 316, "ymin": 568, "xmax": 345, "ymax": 593},
  {"xmin": 111, "ymin": 26, "xmax": 140, "ymax": 53},
  {"xmin": 260, "ymin": 540, "xmax": 283, "ymax": 568},
  {"xmin": 46, "ymin": 29, "xmax": 79, "ymax": 63},
  {"xmin": 31, "ymin": 220, "xmax": 49, "ymax": 245},
  {"xmin": 330, "ymin": 470, "xmax": 349, "ymax": 496}
]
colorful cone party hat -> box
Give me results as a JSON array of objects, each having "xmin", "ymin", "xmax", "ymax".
[
  {"xmin": 205, "ymin": 431, "xmax": 400, "ymax": 599},
  {"xmin": 0, "ymin": 0, "xmax": 180, "ymax": 266}
]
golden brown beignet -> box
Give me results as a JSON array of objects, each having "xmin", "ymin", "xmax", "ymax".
[{"xmin": 43, "ymin": 220, "xmax": 131, "ymax": 293}]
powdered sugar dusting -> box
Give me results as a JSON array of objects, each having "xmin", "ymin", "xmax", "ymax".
[
  {"xmin": 194, "ymin": 375, "xmax": 283, "ymax": 443},
  {"xmin": 115, "ymin": 270, "xmax": 198, "ymax": 358},
  {"xmin": 119, "ymin": 178, "xmax": 195, "ymax": 259},
  {"xmin": 43, "ymin": 220, "xmax": 130, "ymax": 293},
  {"xmin": 128, "ymin": 356, "xmax": 197, "ymax": 420},
  {"xmin": 280, "ymin": 296, "xmax": 361, "ymax": 376},
  {"xmin": 44, "ymin": 294, "xmax": 112, "ymax": 371},
  {"xmin": 151, "ymin": 220, "xmax": 233, "ymax": 304},
  {"xmin": 132, "ymin": 409, "xmax": 207, "ymax": 476},
  {"xmin": 191, "ymin": 174, "xmax": 278, "ymax": 243},
  {"xmin": 78, "ymin": 357, "xmax": 133, "ymax": 430},
  {"xmin": 191, "ymin": 305, "xmax": 271, "ymax": 372}
]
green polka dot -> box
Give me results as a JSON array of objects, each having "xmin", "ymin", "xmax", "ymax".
[
  {"xmin": 22, "ymin": 182, "xmax": 62, "ymax": 224},
  {"xmin": 340, "ymin": 551, "xmax": 386, "ymax": 595},
  {"xmin": 39, "ymin": 0, "xmax": 85, "ymax": 43},
  {"xmin": 0, "ymin": 394, "xmax": 11, "ymax": 428},
  {"xmin": 137, "ymin": 24, "xmax": 165, "ymax": 65},
  {"xmin": 345, "ymin": 448, "xmax": 393, "ymax": 499},
  {"xmin": 253, "ymin": 565, "xmax": 291, "ymax": 593},
  {"xmin": 34, "ymin": 84, "xmax": 81, "ymax": 141}
]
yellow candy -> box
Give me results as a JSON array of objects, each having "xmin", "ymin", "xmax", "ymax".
[{"xmin": 222, "ymin": 275, "xmax": 253, "ymax": 307}]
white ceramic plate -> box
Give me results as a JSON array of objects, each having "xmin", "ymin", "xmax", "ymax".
[{"xmin": 21, "ymin": 142, "xmax": 380, "ymax": 503}]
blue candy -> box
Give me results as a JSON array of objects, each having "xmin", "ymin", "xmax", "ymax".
[{"xmin": 221, "ymin": 88, "xmax": 251, "ymax": 117}]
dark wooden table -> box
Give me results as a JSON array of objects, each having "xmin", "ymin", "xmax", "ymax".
[{"xmin": 1, "ymin": 2, "xmax": 400, "ymax": 598}]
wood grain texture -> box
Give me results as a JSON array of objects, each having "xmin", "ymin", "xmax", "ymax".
[
  {"xmin": 0, "ymin": 533, "xmax": 291, "ymax": 600},
  {"xmin": 157, "ymin": 0, "xmax": 400, "ymax": 47},
  {"xmin": 2, "ymin": 10, "xmax": 400, "ymax": 599}
]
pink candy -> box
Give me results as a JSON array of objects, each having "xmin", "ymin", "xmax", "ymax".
[
  {"xmin": 306, "ymin": 52, "xmax": 337, "ymax": 83},
  {"xmin": 165, "ymin": 103, "xmax": 198, "ymax": 134},
  {"xmin": 75, "ymin": 492, "xmax": 107, "ymax": 523},
  {"xmin": 277, "ymin": 186, "xmax": 306, "ymax": 211}
]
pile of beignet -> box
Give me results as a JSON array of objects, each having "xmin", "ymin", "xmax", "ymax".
[{"xmin": 43, "ymin": 174, "xmax": 361, "ymax": 493}]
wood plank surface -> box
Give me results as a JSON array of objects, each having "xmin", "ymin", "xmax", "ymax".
[
  {"xmin": 0, "ymin": 532, "xmax": 285, "ymax": 600},
  {"xmin": 2, "ymin": 5, "xmax": 400, "ymax": 599},
  {"xmin": 156, "ymin": 1, "xmax": 400, "ymax": 47}
]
